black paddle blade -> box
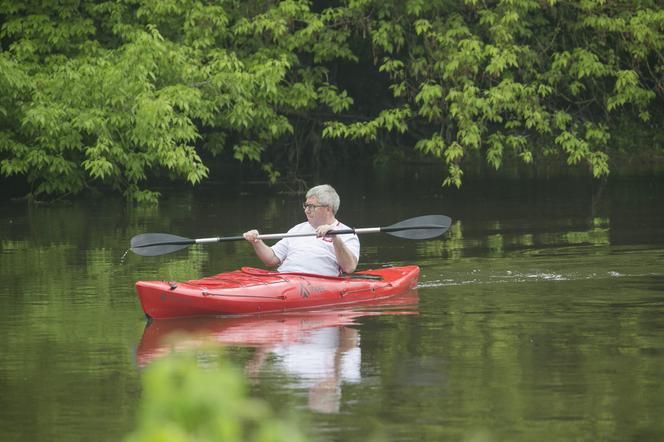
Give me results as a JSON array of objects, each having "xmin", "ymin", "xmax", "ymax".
[
  {"xmin": 130, "ymin": 233, "xmax": 195, "ymax": 256},
  {"xmin": 383, "ymin": 215, "xmax": 452, "ymax": 240}
]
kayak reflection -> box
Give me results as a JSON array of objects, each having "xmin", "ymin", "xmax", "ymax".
[{"xmin": 136, "ymin": 289, "xmax": 419, "ymax": 413}]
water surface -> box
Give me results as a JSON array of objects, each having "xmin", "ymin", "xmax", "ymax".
[{"xmin": 1, "ymin": 176, "xmax": 663, "ymax": 441}]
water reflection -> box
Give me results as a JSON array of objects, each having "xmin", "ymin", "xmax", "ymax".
[
  {"xmin": 2, "ymin": 176, "xmax": 664, "ymax": 441},
  {"xmin": 136, "ymin": 289, "xmax": 419, "ymax": 413},
  {"xmin": 249, "ymin": 325, "xmax": 360, "ymax": 413}
]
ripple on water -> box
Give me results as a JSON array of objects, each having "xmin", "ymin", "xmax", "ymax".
[{"xmin": 418, "ymin": 267, "xmax": 662, "ymax": 288}]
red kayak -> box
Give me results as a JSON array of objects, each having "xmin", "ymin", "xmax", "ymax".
[{"xmin": 135, "ymin": 265, "xmax": 420, "ymax": 319}]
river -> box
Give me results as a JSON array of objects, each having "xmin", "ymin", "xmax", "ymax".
[{"xmin": 1, "ymin": 174, "xmax": 663, "ymax": 441}]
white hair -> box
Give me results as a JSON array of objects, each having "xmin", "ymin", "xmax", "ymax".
[{"xmin": 306, "ymin": 184, "xmax": 340, "ymax": 214}]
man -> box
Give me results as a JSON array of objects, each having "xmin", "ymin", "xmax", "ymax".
[{"xmin": 243, "ymin": 184, "xmax": 359, "ymax": 275}]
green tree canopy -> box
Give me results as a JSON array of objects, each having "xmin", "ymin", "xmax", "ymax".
[{"xmin": 1, "ymin": 0, "xmax": 662, "ymax": 201}]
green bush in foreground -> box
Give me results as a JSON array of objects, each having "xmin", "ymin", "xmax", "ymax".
[{"xmin": 126, "ymin": 349, "xmax": 309, "ymax": 442}]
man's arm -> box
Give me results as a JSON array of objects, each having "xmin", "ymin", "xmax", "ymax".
[
  {"xmin": 243, "ymin": 230, "xmax": 281, "ymax": 267},
  {"xmin": 316, "ymin": 224, "xmax": 358, "ymax": 274},
  {"xmin": 331, "ymin": 235, "xmax": 358, "ymax": 274}
]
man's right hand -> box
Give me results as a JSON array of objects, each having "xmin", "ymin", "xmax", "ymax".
[{"xmin": 243, "ymin": 229, "xmax": 261, "ymax": 243}]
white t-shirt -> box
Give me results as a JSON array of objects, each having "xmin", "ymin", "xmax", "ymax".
[{"xmin": 272, "ymin": 221, "xmax": 360, "ymax": 276}]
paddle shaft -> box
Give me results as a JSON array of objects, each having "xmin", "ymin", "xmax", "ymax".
[
  {"xmin": 194, "ymin": 224, "xmax": 441, "ymax": 244},
  {"xmin": 138, "ymin": 230, "xmax": 368, "ymax": 249},
  {"xmin": 193, "ymin": 228, "xmax": 376, "ymax": 244}
]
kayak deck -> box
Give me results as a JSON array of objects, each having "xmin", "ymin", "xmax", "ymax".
[{"xmin": 135, "ymin": 266, "xmax": 420, "ymax": 319}]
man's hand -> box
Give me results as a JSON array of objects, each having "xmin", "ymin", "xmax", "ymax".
[
  {"xmin": 243, "ymin": 229, "xmax": 261, "ymax": 243},
  {"xmin": 315, "ymin": 224, "xmax": 335, "ymax": 237}
]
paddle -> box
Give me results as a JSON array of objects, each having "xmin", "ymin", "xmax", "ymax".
[{"xmin": 130, "ymin": 214, "xmax": 452, "ymax": 257}]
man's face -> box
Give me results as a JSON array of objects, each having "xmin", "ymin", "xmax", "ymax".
[{"xmin": 303, "ymin": 196, "xmax": 331, "ymax": 227}]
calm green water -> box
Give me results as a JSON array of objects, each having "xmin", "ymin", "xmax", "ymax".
[{"xmin": 1, "ymin": 176, "xmax": 663, "ymax": 441}]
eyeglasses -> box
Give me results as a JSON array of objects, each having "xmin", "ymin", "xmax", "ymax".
[{"xmin": 303, "ymin": 203, "xmax": 326, "ymax": 211}]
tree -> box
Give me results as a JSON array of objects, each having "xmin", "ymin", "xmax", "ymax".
[
  {"xmin": 1, "ymin": 1, "xmax": 662, "ymax": 201},
  {"xmin": 322, "ymin": 0, "xmax": 663, "ymax": 186},
  {"xmin": 0, "ymin": 0, "xmax": 355, "ymax": 202}
]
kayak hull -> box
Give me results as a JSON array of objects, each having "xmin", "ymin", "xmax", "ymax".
[{"xmin": 135, "ymin": 266, "xmax": 420, "ymax": 319}]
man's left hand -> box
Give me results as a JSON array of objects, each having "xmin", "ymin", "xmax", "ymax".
[{"xmin": 316, "ymin": 224, "xmax": 335, "ymax": 237}]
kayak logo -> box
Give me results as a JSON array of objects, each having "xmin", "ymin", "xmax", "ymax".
[
  {"xmin": 299, "ymin": 281, "xmax": 325, "ymax": 298},
  {"xmin": 299, "ymin": 282, "xmax": 311, "ymax": 298}
]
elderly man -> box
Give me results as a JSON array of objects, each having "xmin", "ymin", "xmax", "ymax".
[{"xmin": 243, "ymin": 184, "xmax": 359, "ymax": 275}]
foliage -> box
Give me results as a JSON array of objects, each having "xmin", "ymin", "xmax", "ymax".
[
  {"xmin": 0, "ymin": 0, "xmax": 662, "ymax": 200},
  {"xmin": 125, "ymin": 348, "xmax": 309, "ymax": 442},
  {"xmin": 321, "ymin": 0, "xmax": 663, "ymax": 186},
  {"xmin": 0, "ymin": 0, "xmax": 354, "ymax": 201}
]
